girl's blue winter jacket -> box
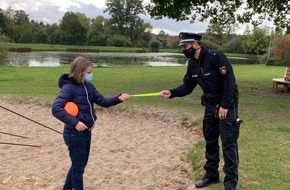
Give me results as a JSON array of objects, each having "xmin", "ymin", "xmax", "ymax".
[{"xmin": 52, "ymin": 74, "xmax": 122, "ymax": 130}]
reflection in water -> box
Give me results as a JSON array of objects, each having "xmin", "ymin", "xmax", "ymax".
[
  {"xmin": 0, "ymin": 52, "xmax": 8, "ymax": 65},
  {"xmin": 0, "ymin": 51, "xmax": 257, "ymax": 67},
  {"xmin": 1, "ymin": 51, "xmax": 187, "ymax": 67},
  {"xmin": 29, "ymin": 58, "xmax": 60, "ymax": 67}
]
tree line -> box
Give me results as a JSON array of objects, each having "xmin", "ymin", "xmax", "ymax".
[{"xmin": 0, "ymin": 0, "xmax": 153, "ymax": 47}]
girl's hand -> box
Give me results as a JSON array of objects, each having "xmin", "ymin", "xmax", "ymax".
[
  {"xmin": 119, "ymin": 93, "xmax": 131, "ymax": 101},
  {"xmin": 75, "ymin": 121, "xmax": 88, "ymax": 131}
]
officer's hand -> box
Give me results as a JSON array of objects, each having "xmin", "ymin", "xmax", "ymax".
[
  {"xmin": 160, "ymin": 90, "xmax": 171, "ymax": 99},
  {"xmin": 218, "ymin": 107, "xmax": 228, "ymax": 120}
]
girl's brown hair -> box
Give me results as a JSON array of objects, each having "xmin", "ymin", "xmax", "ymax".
[{"xmin": 68, "ymin": 56, "xmax": 92, "ymax": 84}]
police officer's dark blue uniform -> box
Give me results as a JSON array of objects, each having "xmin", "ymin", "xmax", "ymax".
[{"xmin": 160, "ymin": 32, "xmax": 241, "ymax": 190}]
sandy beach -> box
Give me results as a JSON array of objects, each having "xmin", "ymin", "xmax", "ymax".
[{"xmin": 0, "ymin": 96, "xmax": 202, "ymax": 190}]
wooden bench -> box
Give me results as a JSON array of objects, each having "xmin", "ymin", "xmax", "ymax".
[{"xmin": 272, "ymin": 67, "xmax": 290, "ymax": 93}]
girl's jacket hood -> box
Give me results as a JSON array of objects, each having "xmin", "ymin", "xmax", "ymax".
[{"xmin": 58, "ymin": 74, "xmax": 77, "ymax": 88}]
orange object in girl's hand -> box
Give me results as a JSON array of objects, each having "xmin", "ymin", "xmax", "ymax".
[{"xmin": 64, "ymin": 102, "xmax": 79, "ymax": 116}]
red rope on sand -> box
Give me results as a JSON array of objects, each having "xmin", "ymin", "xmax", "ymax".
[
  {"xmin": 0, "ymin": 131, "xmax": 29, "ymax": 139},
  {"xmin": 0, "ymin": 105, "xmax": 62, "ymax": 135},
  {"xmin": 0, "ymin": 142, "xmax": 41, "ymax": 148}
]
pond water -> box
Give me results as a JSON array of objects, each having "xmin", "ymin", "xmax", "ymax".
[
  {"xmin": 0, "ymin": 51, "xmax": 258, "ymax": 67},
  {"xmin": 1, "ymin": 52, "xmax": 187, "ymax": 67}
]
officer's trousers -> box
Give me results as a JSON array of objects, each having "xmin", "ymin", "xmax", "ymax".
[{"xmin": 202, "ymin": 102, "xmax": 240, "ymax": 189}]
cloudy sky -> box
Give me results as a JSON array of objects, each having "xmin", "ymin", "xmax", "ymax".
[{"xmin": 0, "ymin": 0, "xmax": 212, "ymax": 35}]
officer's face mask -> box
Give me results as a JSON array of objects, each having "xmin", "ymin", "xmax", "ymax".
[
  {"xmin": 85, "ymin": 73, "xmax": 93, "ymax": 81},
  {"xmin": 183, "ymin": 46, "xmax": 196, "ymax": 59}
]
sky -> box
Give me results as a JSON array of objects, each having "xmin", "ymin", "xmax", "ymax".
[
  {"xmin": 0, "ymin": 0, "xmax": 269, "ymax": 35},
  {"xmin": 0, "ymin": 0, "xmax": 211, "ymax": 35}
]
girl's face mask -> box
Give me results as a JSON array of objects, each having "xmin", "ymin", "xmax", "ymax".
[{"xmin": 85, "ymin": 73, "xmax": 93, "ymax": 81}]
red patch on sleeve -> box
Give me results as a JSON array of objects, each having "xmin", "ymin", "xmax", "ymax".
[{"xmin": 219, "ymin": 66, "xmax": 227, "ymax": 74}]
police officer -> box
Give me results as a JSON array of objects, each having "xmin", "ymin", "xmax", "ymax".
[{"xmin": 160, "ymin": 32, "xmax": 241, "ymax": 190}]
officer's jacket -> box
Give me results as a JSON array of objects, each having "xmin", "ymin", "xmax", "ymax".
[{"xmin": 170, "ymin": 47, "xmax": 237, "ymax": 109}]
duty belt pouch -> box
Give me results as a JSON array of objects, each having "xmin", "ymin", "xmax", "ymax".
[
  {"xmin": 232, "ymin": 86, "xmax": 239, "ymax": 104},
  {"xmin": 201, "ymin": 95, "xmax": 207, "ymax": 106}
]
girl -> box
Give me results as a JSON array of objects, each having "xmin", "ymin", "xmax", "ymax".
[{"xmin": 52, "ymin": 56, "xmax": 130, "ymax": 190}]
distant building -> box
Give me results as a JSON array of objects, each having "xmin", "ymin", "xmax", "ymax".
[
  {"xmin": 155, "ymin": 35, "xmax": 179, "ymax": 48},
  {"xmin": 155, "ymin": 35, "xmax": 179, "ymax": 43}
]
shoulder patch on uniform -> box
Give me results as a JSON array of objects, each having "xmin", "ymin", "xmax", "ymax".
[{"xmin": 219, "ymin": 66, "xmax": 227, "ymax": 74}]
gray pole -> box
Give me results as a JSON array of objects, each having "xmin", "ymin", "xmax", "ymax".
[{"xmin": 267, "ymin": 28, "xmax": 273, "ymax": 61}]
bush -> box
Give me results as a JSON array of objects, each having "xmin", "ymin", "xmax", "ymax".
[
  {"xmin": 135, "ymin": 40, "xmax": 149, "ymax": 48},
  {"xmin": 18, "ymin": 30, "xmax": 34, "ymax": 43},
  {"xmin": 88, "ymin": 34, "xmax": 107, "ymax": 46},
  {"xmin": 267, "ymin": 59, "xmax": 290, "ymax": 66},
  {"xmin": 167, "ymin": 38, "xmax": 179, "ymax": 49},
  {"xmin": 9, "ymin": 48, "xmax": 32, "ymax": 52},
  {"xmin": 66, "ymin": 48, "xmax": 100, "ymax": 53},
  {"xmin": 107, "ymin": 35, "xmax": 132, "ymax": 47},
  {"xmin": 220, "ymin": 37, "xmax": 244, "ymax": 53},
  {"xmin": 135, "ymin": 49, "xmax": 146, "ymax": 53},
  {"xmin": 0, "ymin": 33, "xmax": 11, "ymax": 42},
  {"xmin": 149, "ymin": 40, "xmax": 160, "ymax": 52},
  {"xmin": 201, "ymin": 40, "xmax": 219, "ymax": 49},
  {"xmin": 272, "ymin": 35, "xmax": 290, "ymax": 61},
  {"xmin": 0, "ymin": 40, "xmax": 7, "ymax": 63}
]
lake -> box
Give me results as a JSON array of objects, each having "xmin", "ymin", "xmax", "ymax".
[
  {"xmin": 0, "ymin": 51, "xmax": 258, "ymax": 67},
  {"xmin": 1, "ymin": 52, "xmax": 187, "ymax": 67}
]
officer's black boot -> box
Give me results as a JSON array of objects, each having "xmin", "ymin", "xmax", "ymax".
[{"xmin": 195, "ymin": 178, "xmax": 220, "ymax": 188}]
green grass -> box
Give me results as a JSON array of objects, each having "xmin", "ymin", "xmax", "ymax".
[
  {"xmin": 3, "ymin": 43, "xmax": 259, "ymax": 57},
  {"xmin": 0, "ymin": 64, "xmax": 289, "ymax": 189},
  {"xmin": 4, "ymin": 42, "xmax": 180, "ymax": 53},
  {"xmin": 5, "ymin": 42, "xmax": 143, "ymax": 52}
]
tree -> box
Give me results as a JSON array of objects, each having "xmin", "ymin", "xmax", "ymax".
[
  {"xmin": 206, "ymin": 22, "xmax": 225, "ymax": 46},
  {"xmin": 158, "ymin": 30, "xmax": 166, "ymax": 36},
  {"xmin": 88, "ymin": 16, "xmax": 108, "ymax": 46},
  {"xmin": 156, "ymin": 30, "xmax": 167, "ymax": 48},
  {"xmin": 90, "ymin": 16, "xmax": 106, "ymax": 35},
  {"xmin": 150, "ymin": 40, "xmax": 160, "ymax": 52},
  {"xmin": 0, "ymin": 10, "xmax": 5, "ymax": 32},
  {"xmin": 105, "ymin": 0, "xmax": 144, "ymax": 33},
  {"xmin": 145, "ymin": 0, "xmax": 290, "ymax": 29},
  {"xmin": 107, "ymin": 34, "xmax": 132, "ymax": 47},
  {"xmin": 243, "ymin": 25, "xmax": 251, "ymax": 36},
  {"xmin": 1, "ymin": 8, "xmax": 15, "ymax": 38},
  {"xmin": 13, "ymin": 10, "xmax": 29, "ymax": 26},
  {"xmin": 104, "ymin": 0, "xmax": 151, "ymax": 46},
  {"xmin": 0, "ymin": 35, "xmax": 8, "ymax": 65},
  {"xmin": 18, "ymin": 30, "xmax": 34, "ymax": 43},
  {"xmin": 205, "ymin": 21, "xmax": 238, "ymax": 49},
  {"xmin": 242, "ymin": 27, "xmax": 269, "ymax": 55},
  {"xmin": 46, "ymin": 23, "xmax": 60, "ymax": 44},
  {"xmin": 59, "ymin": 12, "xmax": 87, "ymax": 45},
  {"xmin": 29, "ymin": 20, "xmax": 49, "ymax": 43},
  {"xmin": 220, "ymin": 36, "xmax": 244, "ymax": 53},
  {"xmin": 272, "ymin": 35, "xmax": 290, "ymax": 61},
  {"xmin": 1, "ymin": 8, "xmax": 31, "ymax": 42},
  {"xmin": 130, "ymin": 18, "xmax": 152, "ymax": 46}
]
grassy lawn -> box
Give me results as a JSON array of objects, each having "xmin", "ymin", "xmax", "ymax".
[
  {"xmin": 0, "ymin": 64, "xmax": 289, "ymax": 189},
  {"xmin": 4, "ymin": 42, "xmax": 180, "ymax": 53},
  {"xmin": 4, "ymin": 43, "xmax": 258, "ymax": 57}
]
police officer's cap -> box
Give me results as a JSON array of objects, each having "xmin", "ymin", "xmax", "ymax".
[{"xmin": 178, "ymin": 32, "xmax": 202, "ymax": 47}]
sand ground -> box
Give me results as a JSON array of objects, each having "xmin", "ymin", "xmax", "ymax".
[{"xmin": 0, "ymin": 96, "xmax": 202, "ymax": 190}]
